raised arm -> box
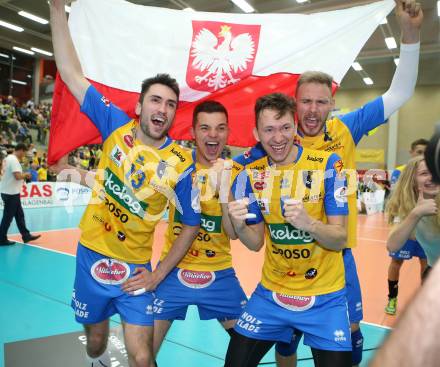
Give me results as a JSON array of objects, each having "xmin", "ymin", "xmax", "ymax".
[
  {"xmin": 382, "ymin": 0, "xmax": 422, "ymax": 118},
  {"xmin": 49, "ymin": 0, "xmax": 90, "ymax": 105}
]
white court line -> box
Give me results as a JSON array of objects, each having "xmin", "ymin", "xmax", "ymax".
[
  {"xmin": 361, "ymin": 320, "xmax": 392, "ymax": 330},
  {"xmin": 9, "ymin": 227, "xmax": 78, "ymax": 235},
  {"xmin": 20, "ymin": 242, "xmax": 76, "ymax": 257},
  {"xmin": 10, "ymin": 227, "xmax": 79, "ymax": 256}
]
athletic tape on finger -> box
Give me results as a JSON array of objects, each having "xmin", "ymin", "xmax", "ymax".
[{"xmin": 132, "ymin": 288, "xmax": 146, "ymax": 296}]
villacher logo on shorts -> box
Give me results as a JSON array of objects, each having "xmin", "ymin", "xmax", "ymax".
[
  {"xmin": 177, "ymin": 269, "xmax": 216, "ymax": 289},
  {"xmin": 91, "ymin": 259, "xmax": 130, "ymax": 285},
  {"xmin": 272, "ymin": 293, "xmax": 316, "ymax": 311}
]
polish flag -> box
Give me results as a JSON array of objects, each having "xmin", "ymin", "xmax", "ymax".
[{"xmin": 48, "ymin": 0, "xmax": 394, "ymax": 164}]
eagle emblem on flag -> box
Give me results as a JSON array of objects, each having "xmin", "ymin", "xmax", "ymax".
[{"xmin": 187, "ymin": 21, "xmax": 261, "ymax": 92}]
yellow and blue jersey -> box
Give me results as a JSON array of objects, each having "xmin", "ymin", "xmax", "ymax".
[
  {"xmin": 298, "ymin": 97, "xmax": 385, "ymax": 249},
  {"xmin": 233, "ymin": 146, "xmax": 348, "ymax": 296},
  {"xmin": 243, "ymin": 98, "xmax": 385, "ymax": 249},
  {"xmin": 231, "ymin": 144, "xmax": 267, "ymax": 183},
  {"xmin": 78, "ymin": 85, "xmax": 200, "ymax": 264},
  {"xmin": 161, "ymin": 150, "xmax": 232, "ymax": 271}
]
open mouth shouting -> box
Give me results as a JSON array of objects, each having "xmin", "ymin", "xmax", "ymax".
[
  {"xmin": 151, "ymin": 114, "xmax": 167, "ymax": 129},
  {"xmin": 205, "ymin": 141, "xmax": 220, "ymax": 157},
  {"xmin": 303, "ymin": 115, "xmax": 321, "ymax": 132}
]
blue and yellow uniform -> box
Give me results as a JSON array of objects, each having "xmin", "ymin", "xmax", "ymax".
[
  {"xmin": 232, "ymin": 146, "xmax": 351, "ymax": 351},
  {"xmin": 154, "ymin": 151, "xmax": 247, "ymax": 321},
  {"xmin": 71, "ymin": 85, "xmax": 200, "ymax": 326},
  {"xmin": 244, "ymin": 98, "xmax": 386, "ymax": 326}
]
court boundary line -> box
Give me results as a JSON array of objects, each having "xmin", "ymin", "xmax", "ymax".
[
  {"xmin": 9, "ymin": 227, "xmax": 79, "ymax": 235},
  {"xmin": 19, "ymin": 242, "xmax": 76, "ymax": 257},
  {"xmin": 361, "ymin": 320, "xmax": 392, "ymax": 330}
]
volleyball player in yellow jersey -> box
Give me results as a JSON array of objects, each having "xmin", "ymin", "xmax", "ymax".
[
  {"xmin": 50, "ymin": 1, "xmax": 200, "ymax": 366},
  {"xmin": 226, "ymin": 93, "xmax": 350, "ymax": 367},
  {"xmin": 289, "ymin": 2, "xmax": 422, "ymax": 365},
  {"xmin": 236, "ymin": 2, "xmax": 423, "ymax": 366},
  {"xmin": 153, "ymin": 101, "xmax": 248, "ymax": 358}
]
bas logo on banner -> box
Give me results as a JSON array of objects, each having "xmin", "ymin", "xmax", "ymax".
[{"xmin": 187, "ymin": 21, "xmax": 261, "ymax": 92}]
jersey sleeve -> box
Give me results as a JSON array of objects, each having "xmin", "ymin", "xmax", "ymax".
[
  {"xmin": 324, "ymin": 153, "xmax": 348, "ymax": 216},
  {"xmin": 340, "ymin": 97, "xmax": 385, "ymax": 145},
  {"xmin": 231, "ymin": 170, "xmax": 263, "ymax": 225},
  {"xmin": 80, "ymin": 85, "xmax": 131, "ymax": 141},
  {"xmin": 173, "ymin": 164, "xmax": 201, "ymax": 226}
]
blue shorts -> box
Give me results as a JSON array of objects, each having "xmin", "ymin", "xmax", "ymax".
[
  {"xmin": 72, "ymin": 243, "xmax": 154, "ymax": 326},
  {"xmin": 343, "ymin": 249, "xmax": 363, "ymax": 324},
  {"xmin": 389, "ymin": 239, "xmax": 427, "ymax": 260},
  {"xmin": 234, "ymin": 284, "xmax": 351, "ymax": 351},
  {"xmin": 153, "ymin": 267, "xmax": 247, "ymax": 321}
]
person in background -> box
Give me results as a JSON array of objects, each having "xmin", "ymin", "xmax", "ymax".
[
  {"xmin": 386, "ymin": 156, "xmax": 440, "ymax": 280},
  {"xmin": 29, "ymin": 163, "xmax": 39, "ymax": 182},
  {"xmin": 389, "ymin": 138, "xmax": 429, "ymax": 186},
  {"xmin": 385, "ymin": 138, "xmax": 429, "ymax": 315},
  {"xmin": 37, "ymin": 162, "xmax": 48, "ymax": 182},
  {"xmin": 0, "ymin": 143, "xmax": 41, "ymax": 246}
]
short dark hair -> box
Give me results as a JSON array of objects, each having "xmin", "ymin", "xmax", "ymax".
[
  {"xmin": 192, "ymin": 100, "xmax": 228, "ymax": 128},
  {"xmin": 139, "ymin": 73, "xmax": 180, "ymax": 103},
  {"xmin": 411, "ymin": 138, "xmax": 429, "ymax": 151},
  {"xmin": 254, "ymin": 93, "xmax": 296, "ymax": 127},
  {"xmin": 14, "ymin": 143, "xmax": 28, "ymax": 152}
]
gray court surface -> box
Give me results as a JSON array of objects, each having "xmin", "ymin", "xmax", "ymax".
[{"xmin": 5, "ymin": 327, "xmax": 128, "ymax": 367}]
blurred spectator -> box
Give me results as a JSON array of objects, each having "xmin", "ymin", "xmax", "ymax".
[
  {"xmin": 37, "ymin": 162, "xmax": 48, "ymax": 182},
  {"xmin": 0, "ymin": 143, "xmax": 41, "ymax": 246},
  {"xmin": 29, "ymin": 163, "xmax": 39, "ymax": 182}
]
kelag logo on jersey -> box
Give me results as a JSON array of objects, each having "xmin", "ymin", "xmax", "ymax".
[
  {"xmin": 268, "ymin": 223, "xmax": 314, "ymax": 245},
  {"xmin": 200, "ymin": 214, "xmax": 222, "ymax": 233},
  {"xmin": 104, "ymin": 168, "xmax": 148, "ymax": 219}
]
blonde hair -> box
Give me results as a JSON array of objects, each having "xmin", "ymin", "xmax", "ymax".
[
  {"xmin": 296, "ymin": 71, "xmax": 333, "ymax": 92},
  {"xmin": 387, "ymin": 156, "xmax": 440, "ymax": 225}
]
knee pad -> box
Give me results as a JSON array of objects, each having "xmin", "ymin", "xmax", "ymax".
[
  {"xmin": 275, "ymin": 331, "xmax": 302, "ymax": 357},
  {"xmin": 351, "ymin": 329, "xmax": 364, "ymax": 365}
]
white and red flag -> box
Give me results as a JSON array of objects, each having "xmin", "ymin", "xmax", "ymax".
[{"xmin": 48, "ymin": 0, "xmax": 394, "ymax": 164}]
